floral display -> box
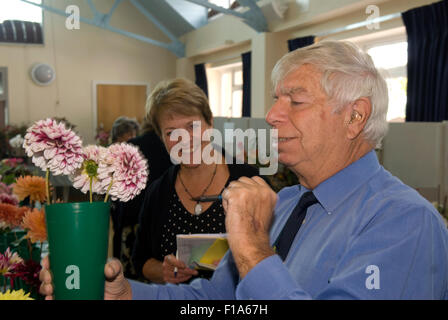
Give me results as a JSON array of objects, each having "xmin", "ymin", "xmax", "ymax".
[
  {"xmin": 95, "ymin": 124, "xmax": 110, "ymax": 147},
  {"xmin": 0, "ymin": 182, "xmax": 19, "ymax": 206},
  {"xmin": 9, "ymin": 134, "xmax": 24, "ymax": 149},
  {"xmin": 13, "ymin": 176, "xmax": 47, "ymax": 204},
  {"xmin": 0, "ymin": 193, "xmax": 19, "ymax": 206},
  {"xmin": 6, "ymin": 259, "xmax": 42, "ymax": 291},
  {"xmin": 0, "ymin": 289, "xmax": 33, "ymax": 300},
  {"xmin": 21, "ymin": 208, "xmax": 47, "ymax": 243},
  {"xmin": 97, "ymin": 143, "xmax": 148, "ymax": 202},
  {"xmin": 0, "ymin": 124, "xmax": 28, "ymax": 159},
  {"xmin": 0, "ymin": 203, "xmax": 28, "ymax": 229},
  {"xmin": 0, "ymin": 158, "xmax": 36, "ymax": 185},
  {"xmin": 71, "ymin": 145, "xmax": 109, "ymax": 201},
  {"xmin": 22, "ymin": 118, "xmax": 148, "ymax": 204},
  {"xmin": 22, "ymin": 118, "xmax": 84, "ymax": 176},
  {"xmin": 0, "ymin": 117, "xmax": 150, "ymax": 299},
  {"xmin": 0, "ymin": 248, "xmax": 23, "ymax": 276}
]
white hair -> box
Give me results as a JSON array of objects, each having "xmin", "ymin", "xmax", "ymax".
[{"xmin": 271, "ymin": 40, "xmax": 389, "ymax": 148}]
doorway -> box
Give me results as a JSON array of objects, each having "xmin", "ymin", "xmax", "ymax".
[{"xmin": 93, "ymin": 82, "xmax": 149, "ymax": 133}]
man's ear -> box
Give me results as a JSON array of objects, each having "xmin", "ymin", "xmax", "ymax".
[{"xmin": 344, "ymin": 97, "xmax": 372, "ymax": 140}]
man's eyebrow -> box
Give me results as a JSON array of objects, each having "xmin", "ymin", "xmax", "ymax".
[{"xmin": 279, "ymin": 86, "xmax": 308, "ymax": 95}]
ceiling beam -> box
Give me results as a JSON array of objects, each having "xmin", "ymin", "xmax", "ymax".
[
  {"xmin": 184, "ymin": 0, "xmax": 268, "ymax": 32},
  {"xmin": 19, "ymin": 0, "xmax": 185, "ymax": 57}
]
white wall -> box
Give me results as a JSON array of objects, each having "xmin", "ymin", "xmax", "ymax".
[{"xmin": 0, "ymin": 0, "xmax": 177, "ymax": 144}]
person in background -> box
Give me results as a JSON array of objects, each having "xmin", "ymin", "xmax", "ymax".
[
  {"xmin": 110, "ymin": 116, "xmax": 140, "ymax": 143},
  {"xmin": 108, "ymin": 116, "xmax": 141, "ymax": 259},
  {"xmin": 113, "ymin": 117, "xmax": 173, "ymax": 280}
]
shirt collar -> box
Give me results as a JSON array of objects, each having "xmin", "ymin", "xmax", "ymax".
[{"xmin": 299, "ymin": 150, "xmax": 381, "ymax": 215}]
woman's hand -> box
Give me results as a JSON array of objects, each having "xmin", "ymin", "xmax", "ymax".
[{"xmin": 162, "ymin": 254, "xmax": 198, "ymax": 284}]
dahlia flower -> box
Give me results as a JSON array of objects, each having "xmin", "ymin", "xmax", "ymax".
[
  {"xmin": 71, "ymin": 145, "xmax": 110, "ymax": 201},
  {"xmin": 0, "ymin": 193, "xmax": 19, "ymax": 206},
  {"xmin": 22, "ymin": 118, "xmax": 84, "ymax": 176},
  {"xmin": 22, "ymin": 208, "xmax": 47, "ymax": 243},
  {"xmin": 0, "ymin": 248, "xmax": 24, "ymax": 276},
  {"xmin": 97, "ymin": 143, "xmax": 148, "ymax": 202},
  {"xmin": 9, "ymin": 134, "xmax": 24, "ymax": 149},
  {"xmin": 0, "ymin": 289, "xmax": 33, "ymax": 300},
  {"xmin": 7, "ymin": 259, "xmax": 42, "ymax": 290},
  {"xmin": 0, "ymin": 182, "xmax": 13, "ymax": 195},
  {"xmin": 0, "ymin": 203, "xmax": 28, "ymax": 229},
  {"xmin": 13, "ymin": 175, "xmax": 47, "ymax": 203}
]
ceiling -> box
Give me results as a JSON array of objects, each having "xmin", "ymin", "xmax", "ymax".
[
  {"xmin": 139, "ymin": 0, "xmax": 208, "ymax": 38},
  {"xmin": 20, "ymin": 0, "xmax": 273, "ymax": 57}
]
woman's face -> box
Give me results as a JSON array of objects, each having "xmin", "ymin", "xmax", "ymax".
[{"xmin": 159, "ymin": 112, "xmax": 213, "ymax": 168}]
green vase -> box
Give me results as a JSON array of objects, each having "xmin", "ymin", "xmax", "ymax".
[{"xmin": 45, "ymin": 201, "xmax": 110, "ymax": 300}]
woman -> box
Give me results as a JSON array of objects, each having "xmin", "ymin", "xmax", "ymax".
[
  {"xmin": 110, "ymin": 116, "xmax": 140, "ymax": 143},
  {"xmin": 132, "ymin": 78, "xmax": 265, "ymax": 284}
]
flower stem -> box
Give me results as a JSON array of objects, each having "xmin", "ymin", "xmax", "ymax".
[
  {"xmin": 27, "ymin": 238, "xmax": 32, "ymax": 260},
  {"xmin": 89, "ymin": 177, "xmax": 93, "ymax": 203},
  {"xmin": 45, "ymin": 168, "xmax": 51, "ymax": 205},
  {"xmin": 104, "ymin": 178, "xmax": 113, "ymax": 203}
]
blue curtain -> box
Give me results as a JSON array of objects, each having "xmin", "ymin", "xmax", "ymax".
[
  {"xmin": 288, "ymin": 35, "xmax": 315, "ymax": 52},
  {"xmin": 242, "ymin": 51, "xmax": 251, "ymax": 117},
  {"xmin": 194, "ymin": 63, "xmax": 209, "ymax": 97},
  {"xmin": 402, "ymin": 0, "xmax": 448, "ymax": 121}
]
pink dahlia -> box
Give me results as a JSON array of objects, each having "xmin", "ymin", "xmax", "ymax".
[
  {"xmin": 22, "ymin": 118, "xmax": 84, "ymax": 176},
  {"xmin": 98, "ymin": 143, "xmax": 148, "ymax": 202},
  {"xmin": 0, "ymin": 193, "xmax": 19, "ymax": 206},
  {"xmin": 71, "ymin": 145, "xmax": 109, "ymax": 194}
]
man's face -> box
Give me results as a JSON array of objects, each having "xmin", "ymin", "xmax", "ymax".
[{"xmin": 266, "ymin": 64, "xmax": 347, "ymax": 175}]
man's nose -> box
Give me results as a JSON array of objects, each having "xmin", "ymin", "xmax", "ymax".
[{"xmin": 266, "ymin": 98, "xmax": 287, "ymax": 127}]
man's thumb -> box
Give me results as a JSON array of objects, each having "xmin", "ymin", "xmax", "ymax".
[{"xmin": 105, "ymin": 258, "xmax": 122, "ymax": 280}]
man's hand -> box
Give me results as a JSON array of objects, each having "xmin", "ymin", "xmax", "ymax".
[
  {"xmin": 39, "ymin": 255, "xmax": 132, "ymax": 300},
  {"xmin": 162, "ymin": 255, "xmax": 198, "ymax": 284},
  {"xmin": 222, "ymin": 176, "xmax": 277, "ymax": 278}
]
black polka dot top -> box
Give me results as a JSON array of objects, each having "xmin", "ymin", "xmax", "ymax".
[{"xmin": 160, "ymin": 192, "xmax": 226, "ymax": 257}]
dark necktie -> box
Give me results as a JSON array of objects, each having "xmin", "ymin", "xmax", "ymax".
[{"xmin": 274, "ymin": 191, "xmax": 318, "ymax": 261}]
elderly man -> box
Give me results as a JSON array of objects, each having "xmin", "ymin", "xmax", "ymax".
[{"xmin": 40, "ymin": 41, "xmax": 448, "ymax": 299}]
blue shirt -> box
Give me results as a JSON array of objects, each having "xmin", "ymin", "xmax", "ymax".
[{"xmin": 130, "ymin": 150, "xmax": 448, "ymax": 299}]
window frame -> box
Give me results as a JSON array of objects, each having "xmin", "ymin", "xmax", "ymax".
[{"xmin": 207, "ymin": 61, "xmax": 243, "ymax": 118}]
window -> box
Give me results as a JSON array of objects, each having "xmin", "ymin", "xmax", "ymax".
[
  {"xmin": 207, "ymin": 62, "xmax": 243, "ymax": 118},
  {"xmin": 0, "ymin": 0, "xmax": 43, "ymax": 44},
  {"xmin": 0, "ymin": 0, "xmax": 43, "ymax": 24},
  {"xmin": 367, "ymin": 41, "xmax": 408, "ymax": 122},
  {"xmin": 348, "ymin": 28, "xmax": 408, "ymax": 122},
  {"xmin": 208, "ymin": 0, "xmax": 240, "ymax": 19}
]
